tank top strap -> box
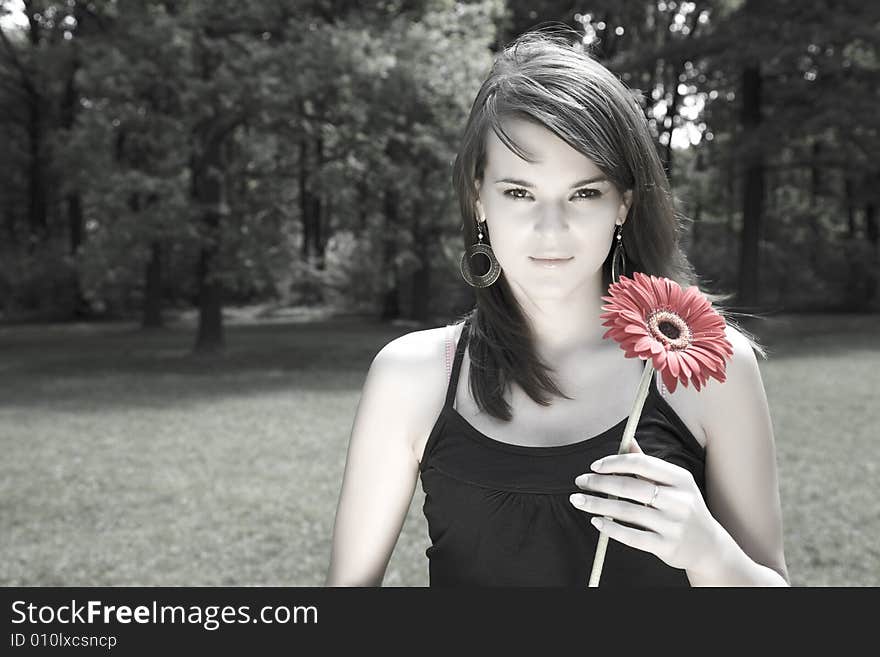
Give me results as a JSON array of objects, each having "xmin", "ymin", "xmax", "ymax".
[
  {"xmin": 444, "ymin": 324, "xmax": 454, "ymax": 382},
  {"xmin": 443, "ymin": 318, "xmax": 470, "ymax": 409}
]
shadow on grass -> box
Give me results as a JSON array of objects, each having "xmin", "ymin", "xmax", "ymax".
[
  {"xmin": 1, "ymin": 312, "xmax": 878, "ymax": 410},
  {"xmin": 0, "ymin": 317, "xmax": 427, "ymax": 409},
  {"xmin": 736, "ymin": 313, "xmax": 879, "ymax": 360}
]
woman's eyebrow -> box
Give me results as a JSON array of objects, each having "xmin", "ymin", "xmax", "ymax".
[{"xmin": 493, "ymin": 176, "xmax": 608, "ymax": 187}]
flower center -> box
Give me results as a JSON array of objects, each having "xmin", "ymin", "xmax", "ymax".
[
  {"xmin": 659, "ymin": 321, "xmax": 679, "ymax": 340},
  {"xmin": 647, "ymin": 310, "xmax": 692, "ymax": 350}
]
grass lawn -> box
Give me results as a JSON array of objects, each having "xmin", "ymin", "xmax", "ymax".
[{"xmin": 1, "ymin": 311, "xmax": 877, "ymax": 586}]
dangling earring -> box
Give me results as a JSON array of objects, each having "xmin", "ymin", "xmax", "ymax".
[
  {"xmin": 611, "ymin": 223, "xmax": 626, "ymax": 283},
  {"xmin": 460, "ymin": 213, "xmax": 501, "ymax": 288}
]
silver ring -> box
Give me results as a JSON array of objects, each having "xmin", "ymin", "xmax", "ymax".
[{"xmin": 647, "ymin": 484, "xmax": 660, "ymax": 508}]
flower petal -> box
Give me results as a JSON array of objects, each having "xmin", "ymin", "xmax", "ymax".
[
  {"xmin": 620, "ymin": 309, "xmax": 645, "ymax": 324},
  {"xmin": 679, "ymin": 351, "xmax": 703, "ymax": 378},
  {"xmin": 652, "ymin": 276, "xmax": 669, "ymax": 306},
  {"xmin": 631, "ymin": 286, "xmax": 658, "ymax": 312},
  {"xmin": 677, "ymin": 352, "xmax": 692, "ymax": 380},
  {"xmin": 666, "ymin": 278, "xmax": 682, "ymax": 308},
  {"xmin": 661, "ymin": 369, "xmax": 679, "ymax": 394},
  {"xmin": 684, "ymin": 347, "xmax": 721, "ymax": 372},
  {"xmin": 634, "ymin": 335, "xmax": 655, "ymax": 353},
  {"xmin": 653, "ymin": 349, "xmax": 667, "ymax": 370},
  {"xmin": 688, "ymin": 346, "xmax": 726, "ymax": 373}
]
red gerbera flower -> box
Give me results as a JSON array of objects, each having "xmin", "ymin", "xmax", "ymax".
[{"xmin": 599, "ymin": 271, "xmax": 734, "ymax": 394}]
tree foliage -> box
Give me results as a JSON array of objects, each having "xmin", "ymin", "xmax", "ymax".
[{"xmin": 0, "ymin": 0, "xmax": 876, "ymax": 341}]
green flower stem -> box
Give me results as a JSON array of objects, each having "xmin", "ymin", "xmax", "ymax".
[{"xmin": 588, "ymin": 359, "xmax": 656, "ymax": 587}]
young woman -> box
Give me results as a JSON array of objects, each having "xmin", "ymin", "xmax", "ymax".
[{"xmin": 325, "ymin": 30, "xmax": 790, "ymax": 587}]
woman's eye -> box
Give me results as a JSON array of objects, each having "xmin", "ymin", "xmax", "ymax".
[
  {"xmin": 502, "ymin": 188, "xmax": 601, "ymax": 201},
  {"xmin": 503, "ymin": 188, "xmax": 531, "ymax": 200}
]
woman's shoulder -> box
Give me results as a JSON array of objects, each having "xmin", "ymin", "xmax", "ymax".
[
  {"xmin": 368, "ymin": 322, "xmax": 465, "ymax": 458},
  {"xmin": 372, "ymin": 321, "xmax": 464, "ymax": 375}
]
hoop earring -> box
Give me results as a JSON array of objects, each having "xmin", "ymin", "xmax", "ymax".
[
  {"xmin": 611, "ymin": 223, "xmax": 626, "ymax": 283},
  {"xmin": 460, "ymin": 218, "xmax": 501, "ymax": 288}
]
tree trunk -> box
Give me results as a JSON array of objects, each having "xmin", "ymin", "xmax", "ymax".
[
  {"xmin": 726, "ymin": 130, "xmax": 736, "ymax": 233},
  {"xmin": 192, "ymin": 133, "xmax": 227, "ymax": 353},
  {"xmin": 26, "ymin": 90, "xmax": 47, "ymax": 250},
  {"xmin": 691, "ymin": 196, "xmax": 702, "ymax": 251},
  {"xmin": 663, "ymin": 63, "xmax": 680, "ymax": 184},
  {"xmin": 191, "ymin": 31, "xmax": 236, "ymax": 354},
  {"xmin": 380, "ymin": 188, "xmax": 400, "ymax": 321},
  {"xmin": 299, "ymin": 132, "xmax": 323, "ymax": 268},
  {"xmin": 313, "ymin": 132, "xmax": 324, "ymax": 270},
  {"xmin": 66, "ymin": 193, "xmax": 90, "ymax": 318},
  {"xmin": 357, "ymin": 177, "xmax": 369, "ymax": 231},
  {"xmin": 22, "ymin": 3, "xmax": 47, "ymax": 250},
  {"xmin": 411, "ymin": 169, "xmax": 434, "ymax": 322},
  {"xmin": 736, "ymin": 61, "xmax": 764, "ymax": 309},
  {"xmin": 61, "ymin": 51, "xmax": 87, "ymax": 317},
  {"xmin": 196, "ymin": 238, "xmax": 224, "ymax": 351},
  {"xmin": 866, "ymin": 201, "xmax": 878, "ymax": 306},
  {"xmin": 842, "ymin": 176, "xmax": 864, "ymax": 310},
  {"xmin": 67, "ymin": 194, "xmax": 83, "ymax": 254},
  {"xmin": 808, "ymin": 140, "xmax": 821, "ymax": 270},
  {"xmin": 299, "ymin": 136, "xmax": 311, "ymax": 259},
  {"xmin": 411, "ymin": 244, "xmax": 431, "ymax": 322},
  {"xmin": 844, "ymin": 177, "xmax": 856, "ymax": 239},
  {"xmin": 810, "ymin": 140, "xmax": 820, "ymax": 208},
  {"xmin": 3, "ymin": 205, "xmax": 15, "ymax": 246},
  {"xmin": 142, "ymin": 241, "xmax": 163, "ymax": 328}
]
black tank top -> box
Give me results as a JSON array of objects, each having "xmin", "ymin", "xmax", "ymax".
[{"xmin": 418, "ymin": 318, "xmax": 707, "ymax": 587}]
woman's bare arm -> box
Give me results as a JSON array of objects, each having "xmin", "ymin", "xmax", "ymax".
[
  {"xmin": 324, "ymin": 329, "xmax": 445, "ymax": 586},
  {"xmin": 690, "ymin": 324, "xmax": 791, "ymax": 585}
]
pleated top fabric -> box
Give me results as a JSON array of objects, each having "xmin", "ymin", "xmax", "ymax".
[{"xmin": 418, "ymin": 318, "xmax": 707, "ymax": 587}]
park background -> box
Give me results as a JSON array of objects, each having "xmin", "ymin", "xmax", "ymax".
[{"xmin": 0, "ymin": 0, "xmax": 877, "ymax": 586}]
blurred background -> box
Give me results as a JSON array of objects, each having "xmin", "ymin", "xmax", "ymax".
[{"xmin": 1, "ymin": 0, "xmax": 877, "ymax": 586}]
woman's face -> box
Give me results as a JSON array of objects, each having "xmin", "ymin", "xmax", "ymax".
[{"xmin": 476, "ymin": 117, "xmax": 632, "ymax": 301}]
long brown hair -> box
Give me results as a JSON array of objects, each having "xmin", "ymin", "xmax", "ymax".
[{"xmin": 450, "ymin": 28, "xmax": 766, "ymax": 422}]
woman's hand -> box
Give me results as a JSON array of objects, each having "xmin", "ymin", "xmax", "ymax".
[{"xmin": 569, "ymin": 437, "xmax": 722, "ymax": 574}]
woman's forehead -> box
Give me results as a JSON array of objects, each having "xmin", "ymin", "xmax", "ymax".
[{"xmin": 484, "ymin": 117, "xmax": 603, "ymax": 179}]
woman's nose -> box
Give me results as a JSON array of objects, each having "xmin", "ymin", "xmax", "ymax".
[{"xmin": 534, "ymin": 204, "xmax": 569, "ymax": 234}]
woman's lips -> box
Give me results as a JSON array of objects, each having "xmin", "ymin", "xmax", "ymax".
[{"xmin": 530, "ymin": 256, "xmax": 573, "ymax": 268}]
